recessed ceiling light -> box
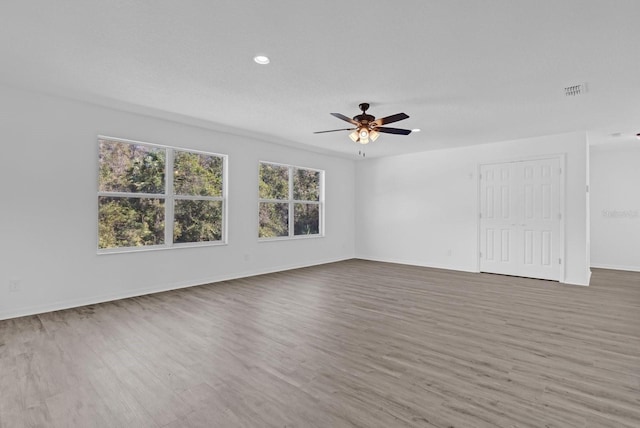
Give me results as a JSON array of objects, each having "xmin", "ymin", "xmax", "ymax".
[
  {"xmin": 412, "ymin": 128, "xmax": 421, "ymax": 132},
  {"xmin": 253, "ymin": 55, "xmax": 270, "ymax": 65}
]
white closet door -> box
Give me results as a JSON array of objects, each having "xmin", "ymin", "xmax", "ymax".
[
  {"xmin": 479, "ymin": 163, "xmax": 518, "ymax": 276},
  {"xmin": 480, "ymin": 158, "xmax": 561, "ymax": 281}
]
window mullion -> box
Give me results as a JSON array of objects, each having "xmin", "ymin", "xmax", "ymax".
[
  {"xmin": 288, "ymin": 166, "xmax": 294, "ymax": 237},
  {"xmin": 97, "ymin": 191, "xmax": 165, "ymax": 199},
  {"xmin": 165, "ymin": 148, "xmax": 174, "ymax": 246},
  {"xmin": 175, "ymin": 195, "xmax": 223, "ymax": 202}
]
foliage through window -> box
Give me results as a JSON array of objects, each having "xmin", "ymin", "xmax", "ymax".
[
  {"xmin": 259, "ymin": 162, "xmax": 323, "ymax": 239},
  {"xmin": 98, "ymin": 137, "xmax": 226, "ymax": 251}
]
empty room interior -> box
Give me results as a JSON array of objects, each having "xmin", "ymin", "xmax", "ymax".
[{"xmin": 1, "ymin": 1, "xmax": 639, "ymax": 427}]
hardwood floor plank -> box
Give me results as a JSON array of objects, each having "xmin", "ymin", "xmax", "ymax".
[{"xmin": 1, "ymin": 260, "xmax": 639, "ymax": 427}]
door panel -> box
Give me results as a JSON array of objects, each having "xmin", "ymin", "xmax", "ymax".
[
  {"xmin": 480, "ymin": 158, "xmax": 561, "ymax": 281},
  {"xmin": 479, "ymin": 163, "xmax": 517, "ymax": 275},
  {"xmin": 542, "ymin": 231, "xmax": 552, "ymax": 266},
  {"xmin": 500, "ymin": 229, "xmax": 510, "ymax": 262}
]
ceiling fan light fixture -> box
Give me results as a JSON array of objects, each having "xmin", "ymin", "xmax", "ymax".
[
  {"xmin": 349, "ymin": 130, "xmax": 359, "ymax": 142},
  {"xmin": 357, "ymin": 127, "xmax": 370, "ymax": 144},
  {"xmin": 369, "ymin": 130, "xmax": 380, "ymax": 142}
]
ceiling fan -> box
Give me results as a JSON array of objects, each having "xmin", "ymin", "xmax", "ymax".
[{"xmin": 314, "ymin": 103, "xmax": 411, "ymax": 144}]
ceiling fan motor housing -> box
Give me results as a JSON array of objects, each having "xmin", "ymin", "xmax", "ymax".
[
  {"xmin": 354, "ymin": 114, "xmax": 376, "ymax": 127},
  {"xmin": 355, "ymin": 103, "xmax": 375, "ymax": 127}
]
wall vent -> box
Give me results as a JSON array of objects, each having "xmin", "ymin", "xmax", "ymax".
[{"xmin": 564, "ymin": 83, "xmax": 587, "ymax": 96}]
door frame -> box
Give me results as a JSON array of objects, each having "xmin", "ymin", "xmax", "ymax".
[{"xmin": 476, "ymin": 153, "xmax": 566, "ymax": 282}]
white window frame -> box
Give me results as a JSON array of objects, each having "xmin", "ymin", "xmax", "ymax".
[
  {"xmin": 97, "ymin": 136, "xmax": 228, "ymax": 254},
  {"xmin": 258, "ymin": 161, "xmax": 325, "ymax": 241}
]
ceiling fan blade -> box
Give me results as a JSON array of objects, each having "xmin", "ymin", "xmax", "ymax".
[
  {"xmin": 372, "ymin": 112, "xmax": 409, "ymax": 126},
  {"xmin": 313, "ymin": 127, "xmax": 357, "ymax": 134},
  {"xmin": 330, "ymin": 112, "xmax": 360, "ymax": 125},
  {"xmin": 375, "ymin": 127, "xmax": 412, "ymax": 135}
]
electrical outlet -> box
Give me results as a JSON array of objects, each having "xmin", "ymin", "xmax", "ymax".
[{"xmin": 9, "ymin": 279, "xmax": 21, "ymax": 292}]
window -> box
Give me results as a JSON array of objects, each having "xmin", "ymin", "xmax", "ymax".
[
  {"xmin": 98, "ymin": 137, "xmax": 226, "ymax": 252},
  {"xmin": 259, "ymin": 161, "xmax": 323, "ymax": 239}
]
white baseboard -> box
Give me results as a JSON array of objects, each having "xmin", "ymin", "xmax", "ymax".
[
  {"xmin": 561, "ymin": 278, "xmax": 589, "ymax": 286},
  {"xmin": 355, "ymin": 255, "xmax": 478, "ymax": 273},
  {"xmin": 590, "ymin": 263, "xmax": 640, "ymax": 273},
  {"xmin": 0, "ymin": 256, "xmax": 351, "ymax": 321},
  {"xmin": 357, "ymin": 255, "xmax": 594, "ymax": 286},
  {"xmin": 4, "ymin": 256, "xmax": 609, "ymax": 321}
]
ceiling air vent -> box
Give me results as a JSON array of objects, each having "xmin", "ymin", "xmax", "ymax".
[{"xmin": 564, "ymin": 83, "xmax": 587, "ymax": 96}]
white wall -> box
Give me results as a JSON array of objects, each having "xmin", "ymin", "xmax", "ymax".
[
  {"xmin": 0, "ymin": 82, "xmax": 596, "ymax": 320},
  {"xmin": 0, "ymin": 84, "xmax": 356, "ymax": 320},
  {"xmin": 590, "ymin": 143, "xmax": 640, "ymax": 271},
  {"xmin": 355, "ymin": 132, "xmax": 590, "ymax": 285}
]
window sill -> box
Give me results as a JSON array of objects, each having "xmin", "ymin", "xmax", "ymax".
[
  {"xmin": 258, "ymin": 234, "xmax": 324, "ymax": 243},
  {"xmin": 97, "ymin": 240, "xmax": 228, "ymax": 255}
]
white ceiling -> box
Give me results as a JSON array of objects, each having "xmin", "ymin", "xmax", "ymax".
[{"xmin": 2, "ymin": 0, "xmax": 639, "ymax": 158}]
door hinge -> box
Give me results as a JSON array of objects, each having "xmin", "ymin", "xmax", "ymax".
[
  {"xmin": 559, "ymin": 168, "xmax": 562, "ymax": 175},
  {"xmin": 586, "ymin": 185, "xmax": 589, "ymax": 193},
  {"xmin": 479, "ymin": 212, "xmax": 482, "ymax": 218},
  {"xmin": 558, "ymin": 213, "xmax": 562, "ymax": 220},
  {"xmin": 479, "ymin": 252, "xmax": 483, "ymax": 258},
  {"xmin": 558, "ymin": 258, "xmax": 562, "ymax": 265}
]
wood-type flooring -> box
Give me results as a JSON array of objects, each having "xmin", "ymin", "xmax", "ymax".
[{"xmin": 1, "ymin": 260, "xmax": 639, "ymax": 427}]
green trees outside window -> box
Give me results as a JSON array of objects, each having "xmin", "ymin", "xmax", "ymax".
[
  {"xmin": 173, "ymin": 151, "xmax": 224, "ymax": 243},
  {"xmin": 98, "ymin": 138, "xmax": 225, "ymax": 251},
  {"xmin": 98, "ymin": 197, "xmax": 165, "ymax": 248},
  {"xmin": 258, "ymin": 162, "xmax": 323, "ymax": 239},
  {"xmin": 98, "ymin": 139, "xmax": 322, "ymax": 249}
]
